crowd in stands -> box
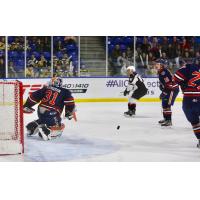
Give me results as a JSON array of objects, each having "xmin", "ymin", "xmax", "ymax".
[
  {"xmin": 53, "ymin": 36, "xmax": 78, "ymax": 77},
  {"xmin": 108, "ymin": 36, "xmax": 134, "ymax": 76},
  {"xmin": 8, "ymin": 36, "xmax": 25, "ymax": 78},
  {"xmin": 135, "ymin": 36, "xmax": 200, "ymax": 76},
  {"xmin": 109, "ymin": 36, "xmax": 200, "ymax": 77},
  {"xmin": 1, "ymin": 36, "xmax": 200, "ymax": 78},
  {"xmin": 0, "ymin": 37, "xmax": 5, "ymax": 78},
  {"xmin": 26, "ymin": 36, "xmax": 51, "ymax": 78}
]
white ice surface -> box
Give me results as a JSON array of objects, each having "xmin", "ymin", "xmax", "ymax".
[{"xmin": 22, "ymin": 102, "xmax": 200, "ymax": 162}]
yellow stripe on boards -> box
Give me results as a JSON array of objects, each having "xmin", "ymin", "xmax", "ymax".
[{"xmin": 74, "ymin": 98, "xmax": 183, "ymax": 103}]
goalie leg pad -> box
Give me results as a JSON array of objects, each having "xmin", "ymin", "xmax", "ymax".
[
  {"xmin": 38, "ymin": 125, "xmax": 51, "ymax": 141},
  {"xmin": 38, "ymin": 123, "xmax": 65, "ymax": 141},
  {"xmin": 26, "ymin": 121, "xmax": 40, "ymax": 136}
]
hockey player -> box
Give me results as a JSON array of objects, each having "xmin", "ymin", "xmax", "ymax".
[
  {"xmin": 23, "ymin": 77, "xmax": 76, "ymax": 141},
  {"xmin": 123, "ymin": 66, "xmax": 148, "ymax": 117},
  {"xmin": 154, "ymin": 59, "xmax": 179, "ymax": 126},
  {"xmin": 174, "ymin": 62, "xmax": 200, "ymax": 148}
]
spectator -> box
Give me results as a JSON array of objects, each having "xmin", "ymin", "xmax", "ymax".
[
  {"xmin": 64, "ymin": 36, "xmax": 77, "ymax": 44},
  {"xmin": 150, "ymin": 42, "xmax": 160, "ymax": 58},
  {"xmin": 28, "ymin": 54, "xmax": 38, "ymax": 67},
  {"xmin": 161, "ymin": 37, "xmax": 169, "ymax": 55},
  {"xmin": 117, "ymin": 52, "xmax": 132, "ymax": 69},
  {"xmin": 181, "ymin": 38, "xmax": 190, "ymax": 55},
  {"xmin": 55, "ymin": 40, "xmax": 65, "ymax": 52},
  {"xmin": 0, "ymin": 58, "xmax": 5, "ymax": 78},
  {"xmin": 0, "ymin": 37, "xmax": 5, "ymax": 50},
  {"xmin": 8, "ymin": 61, "xmax": 17, "ymax": 78},
  {"xmin": 44, "ymin": 37, "xmax": 51, "ymax": 51},
  {"xmin": 109, "ymin": 44, "xmax": 122, "ymax": 75},
  {"xmin": 26, "ymin": 65, "xmax": 35, "ymax": 78},
  {"xmin": 36, "ymin": 38, "xmax": 44, "ymax": 52},
  {"xmin": 38, "ymin": 55, "xmax": 48, "ymax": 68},
  {"xmin": 141, "ymin": 37, "xmax": 151, "ymax": 54},
  {"xmin": 183, "ymin": 50, "xmax": 193, "ymax": 64},
  {"xmin": 126, "ymin": 47, "xmax": 133, "ymax": 59}
]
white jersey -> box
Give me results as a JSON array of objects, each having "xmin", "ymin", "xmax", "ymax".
[{"xmin": 126, "ymin": 73, "xmax": 143, "ymax": 92}]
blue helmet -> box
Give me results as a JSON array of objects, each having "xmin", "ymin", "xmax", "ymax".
[{"xmin": 155, "ymin": 58, "xmax": 169, "ymax": 67}]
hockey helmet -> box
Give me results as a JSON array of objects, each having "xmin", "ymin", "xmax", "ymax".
[
  {"xmin": 155, "ymin": 58, "xmax": 166, "ymax": 66},
  {"xmin": 50, "ymin": 77, "xmax": 63, "ymax": 87},
  {"xmin": 127, "ymin": 66, "xmax": 136, "ymax": 72}
]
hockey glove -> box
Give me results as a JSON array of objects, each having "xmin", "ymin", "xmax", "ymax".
[
  {"xmin": 124, "ymin": 89, "xmax": 130, "ymax": 96},
  {"xmin": 159, "ymin": 92, "xmax": 167, "ymax": 100},
  {"xmin": 65, "ymin": 111, "xmax": 73, "ymax": 120},
  {"xmin": 159, "ymin": 84, "xmax": 164, "ymax": 91}
]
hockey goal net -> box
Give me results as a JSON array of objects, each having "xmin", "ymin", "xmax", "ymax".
[{"xmin": 0, "ymin": 81, "xmax": 24, "ymax": 154}]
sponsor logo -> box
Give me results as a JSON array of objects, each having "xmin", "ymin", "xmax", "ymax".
[
  {"xmin": 23, "ymin": 83, "xmax": 90, "ymax": 96},
  {"xmin": 106, "ymin": 80, "xmax": 129, "ymax": 87},
  {"xmin": 63, "ymin": 83, "xmax": 89, "ymax": 93},
  {"xmin": 23, "ymin": 84, "xmax": 43, "ymax": 96},
  {"xmin": 105, "ymin": 79, "xmax": 160, "ymax": 96}
]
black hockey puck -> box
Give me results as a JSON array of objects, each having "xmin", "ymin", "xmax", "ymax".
[{"xmin": 117, "ymin": 125, "xmax": 120, "ymax": 130}]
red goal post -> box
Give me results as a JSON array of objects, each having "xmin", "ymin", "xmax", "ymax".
[{"xmin": 0, "ymin": 80, "xmax": 24, "ymax": 155}]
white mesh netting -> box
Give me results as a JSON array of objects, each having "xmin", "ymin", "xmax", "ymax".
[{"xmin": 0, "ymin": 81, "xmax": 23, "ymax": 154}]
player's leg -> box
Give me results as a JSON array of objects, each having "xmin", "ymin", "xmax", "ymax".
[
  {"xmin": 37, "ymin": 107, "xmax": 63, "ymax": 141},
  {"xmin": 159, "ymin": 93, "xmax": 172, "ymax": 126},
  {"xmin": 182, "ymin": 98, "xmax": 200, "ymax": 147},
  {"xmin": 124, "ymin": 95, "xmax": 136, "ymax": 117},
  {"xmin": 26, "ymin": 120, "xmax": 40, "ymax": 136}
]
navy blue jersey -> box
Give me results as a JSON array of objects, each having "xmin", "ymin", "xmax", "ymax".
[
  {"xmin": 174, "ymin": 64, "xmax": 200, "ymax": 97},
  {"xmin": 26, "ymin": 85, "xmax": 75, "ymax": 115},
  {"xmin": 158, "ymin": 68, "xmax": 179, "ymax": 93}
]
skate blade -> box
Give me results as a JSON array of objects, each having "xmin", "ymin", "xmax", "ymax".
[{"xmin": 124, "ymin": 114, "xmax": 135, "ymax": 118}]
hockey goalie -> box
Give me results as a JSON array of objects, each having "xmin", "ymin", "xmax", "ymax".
[{"xmin": 23, "ymin": 77, "xmax": 76, "ymax": 141}]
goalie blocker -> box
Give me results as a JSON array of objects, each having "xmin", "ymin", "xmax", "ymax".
[{"xmin": 23, "ymin": 77, "xmax": 76, "ymax": 141}]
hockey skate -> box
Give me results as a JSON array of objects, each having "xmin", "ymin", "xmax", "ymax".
[
  {"xmin": 160, "ymin": 120, "xmax": 172, "ymax": 127},
  {"xmin": 158, "ymin": 119, "xmax": 166, "ymax": 124},
  {"xmin": 26, "ymin": 121, "xmax": 39, "ymax": 137},
  {"xmin": 124, "ymin": 110, "xmax": 135, "ymax": 117}
]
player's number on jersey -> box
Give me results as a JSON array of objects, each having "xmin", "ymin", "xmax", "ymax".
[
  {"xmin": 188, "ymin": 71, "xmax": 200, "ymax": 89},
  {"xmin": 42, "ymin": 90, "xmax": 59, "ymax": 105}
]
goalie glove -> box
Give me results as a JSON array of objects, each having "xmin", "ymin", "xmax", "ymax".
[
  {"xmin": 65, "ymin": 111, "xmax": 73, "ymax": 120},
  {"xmin": 23, "ymin": 106, "xmax": 35, "ymax": 114},
  {"xmin": 124, "ymin": 89, "xmax": 130, "ymax": 96}
]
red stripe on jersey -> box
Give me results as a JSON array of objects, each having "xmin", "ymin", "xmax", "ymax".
[
  {"xmin": 65, "ymin": 102, "xmax": 75, "ymax": 105},
  {"xmin": 184, "ymin": 94, "xmax": 200, "ymax": 97},
  {"xmin": 173, "ymin": 75, "xmax": 182, "ymax": 82},
  {"xmin": 176, "ymin": 71, "xmax": 186, "ymax": 80},
  {"xmin": 184, "ymin": 88, "xmax": 200, "ymax": 91},
  {"xmin": 40, "ymin": 103, "xmax": 62, "ymax": 114},
  {"xmin": 65, "ymin": 97, "xmax": 74, "ymax": 100},
  {"xmin": 194, "ymin": 129, "xmax": 200, "ymax": 134}
]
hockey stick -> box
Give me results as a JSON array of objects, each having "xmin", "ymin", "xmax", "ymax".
[{"xmin": 72, "ymin": 112, "xmax": 77, "ymax": 122}]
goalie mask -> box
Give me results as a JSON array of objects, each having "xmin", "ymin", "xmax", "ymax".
[{"xmin": 50, "ymin": 77, "xmax": 63, "ymax": 87}]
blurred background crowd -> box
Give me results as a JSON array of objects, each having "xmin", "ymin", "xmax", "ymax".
[{"xmin": 0, "ymin": 36, "xmax": 200, "ymax": 78}]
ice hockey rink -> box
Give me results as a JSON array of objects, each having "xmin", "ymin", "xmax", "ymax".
[
  {"xmin": 1, "ymin": 101, "xmax": 200, "ymax": 162},
  {"xmin": 22, "ymin": 101, "xmax": 200, "ymax": 162}
]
